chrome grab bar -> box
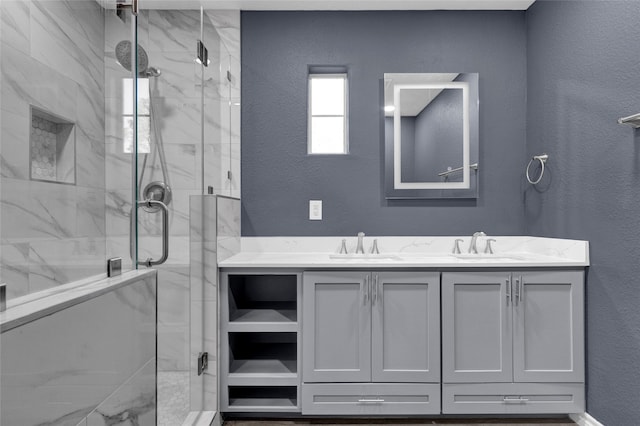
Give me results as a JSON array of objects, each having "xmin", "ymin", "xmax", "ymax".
[{"xmin": 132, "ymin": 199, "xmax": 170, "ymax": 267}]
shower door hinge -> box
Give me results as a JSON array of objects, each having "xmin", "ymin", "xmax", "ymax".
[
  {"xmin": 197, "ymin": 352, "xmax": 209, "ymax": 376},
  {"xmin": 196, "ymin": 40, "xmax": 209, "ymax": 67},
  {"xmin": 107, "ymin": 257, "xmax": 122, "ymax": 277},
  {"xmin": 116, "ymin": 0, "xmax": 138, "ymax": 18},
  {"xmin": 0, "ymin": 283, "xmax": 6, "ymax": 312}
]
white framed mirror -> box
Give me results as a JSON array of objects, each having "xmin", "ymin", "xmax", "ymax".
[{"xmin": 384, "ymin": 73, "xmax": 479, "ymax": 199}]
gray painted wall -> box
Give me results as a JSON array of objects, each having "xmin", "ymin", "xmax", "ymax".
[
  {"xmin": 526, "ymin": 1, "xmax": 640, "ymax": 424},
  {"xmin": 241, "ymin": 11, "xmax": 527, "ymax": 236}
]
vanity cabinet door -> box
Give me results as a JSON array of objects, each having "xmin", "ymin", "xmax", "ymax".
[
  {"xmin": 371, "ymin": 272, "xmax": 440, "ymax": 383},
  {"xmin": 442, "ymin": 272, "xmax": 513, "ymax": 383},
  {"xmin": 513, "ymin": 271, "xmax": 584, "ymax": 383},
  {"xmin": 302, "ymin": 272, "xmax": 371, "ymax": 383}
]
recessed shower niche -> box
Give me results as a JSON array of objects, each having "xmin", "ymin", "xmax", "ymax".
[{"xmin": 29, "ymin": 106, "xmax": 76, "ymax": 185}]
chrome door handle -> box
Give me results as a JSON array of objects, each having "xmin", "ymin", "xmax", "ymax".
[
  {"xmin": 364, "ymin": 275, "xmax": 369, "ymax": 304},
  {"xmin": 358, "ymin": 398, "xmax": 384, "ymax": 404},
  {"xmin": 506, "ymin": 277, "xmax": 511, "ymax": 305},
  {"xmin": 503, "ymin": 396, "xmax": 529, "ymax": 404},
  {"xmin": 137, "ymin": 199, "xmax": 170, "ymax": 267},
  {"xmin": 514, "ymin": 277, "xmax": 520, "ymax": 306},
  {"xmin": 519, "ymin": 275, "xmax": 524, "ymax": 303},
  {"xmin": 372, "ymin": 275, "xmax": 378, "ymax": 304}
]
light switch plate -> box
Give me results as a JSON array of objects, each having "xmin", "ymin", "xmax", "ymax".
[{"xmin": 309, "ymin": 200, "xmax": 322, "ymax": 220}]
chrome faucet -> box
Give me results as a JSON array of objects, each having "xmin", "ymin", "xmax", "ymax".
[
  {"xmin": 468, "ymin": 231, "xmax": 486, "ymax": 254},
  {"xmin": 356, "ymin": 232, "xmax": 365, "ymax": 254}
]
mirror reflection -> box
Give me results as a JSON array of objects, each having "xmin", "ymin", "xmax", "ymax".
[{"xmin": 384, "ymin": 73, "xmax": 479, "ymax": 199}]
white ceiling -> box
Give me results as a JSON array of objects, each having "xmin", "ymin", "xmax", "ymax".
[{"xmin": 107, "ymin": 0, "xmax": 534, "ymax": 10}]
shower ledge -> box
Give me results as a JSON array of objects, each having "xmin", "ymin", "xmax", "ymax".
[{"xmin": 0, "ymin": 270, "xmax": 156, "ymax": 333}]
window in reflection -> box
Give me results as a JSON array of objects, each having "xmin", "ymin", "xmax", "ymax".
[{"xmin": 123, "ymin": 78, "xmax": 151, "ymax": 154}]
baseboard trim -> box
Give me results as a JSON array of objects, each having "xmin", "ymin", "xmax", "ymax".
[{"xmin": 570, "ymin": 412, "xmax": 605, "ymax": 426}]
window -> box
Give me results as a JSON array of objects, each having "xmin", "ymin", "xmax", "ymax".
[{"xmin": 308, "ymin": 73, "xmax": 348, "ymax": 154}]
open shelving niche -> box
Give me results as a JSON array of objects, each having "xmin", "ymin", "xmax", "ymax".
[{"xmin": 220, "ymin": 270, "xmax": 302, "ymax": 412}]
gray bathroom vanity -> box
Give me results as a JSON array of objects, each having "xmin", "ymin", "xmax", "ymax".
[{"xmin": 218, "ymin": 236, "xmax": 588, "ymax": 417}]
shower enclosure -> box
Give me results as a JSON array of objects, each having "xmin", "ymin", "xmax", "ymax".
[{"xmin": 0, "ymin": 0, "xmax": 240, "ymax": 424}]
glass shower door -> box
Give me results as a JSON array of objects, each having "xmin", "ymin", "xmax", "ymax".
[
  {"xmin": 130, "ymin": 4, "xmax": 215, "ymax": 425},
  {"xmin": 129, "ymin": 5, "xmax": 235, "ymax": 424}
]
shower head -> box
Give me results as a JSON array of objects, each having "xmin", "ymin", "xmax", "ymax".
[{"xmin": 115, "ymin": 40, "xmax": 149, "ymax": 74}]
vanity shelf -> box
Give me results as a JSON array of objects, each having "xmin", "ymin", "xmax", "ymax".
[
  {"xmin": 227, "ymin": 274, "xmax": 298, "ymax": 331},
  {"xmin": 228, "ymin": 332, "xmax": 297, "ymax": 377},
  {"xmin": 221, "ymin": 270, "xmax": 302, "ymax": 413},
  {"xmin": 227, "ymin": 386, "xmax": 298, "ymax": 412}
]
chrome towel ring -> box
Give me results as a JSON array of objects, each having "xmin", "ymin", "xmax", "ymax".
[{"xmin": 526, "ymin": 153, "xmax": 549, "ymax": 185}]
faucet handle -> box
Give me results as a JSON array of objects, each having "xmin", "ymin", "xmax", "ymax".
[
  {"xmin": 453, "ymin": 239, "xmax": 463, "ymax": 254},
  {"xmin": 485, "ymin": 238, "xmax": 496, "ymax": 254},
  {"xmin": 339, "ymin": 239, "xmax": 348, "ymax": 254},
  {"xmin": 370, "ymin": 239, "xmax": 380, "ymax": 254},
  {"xmin": 356, "ymin": 232, "xmax": 366, "ymax": 254}
]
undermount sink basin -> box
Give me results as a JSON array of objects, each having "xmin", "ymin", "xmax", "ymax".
[
  {"xmin": 450, "ymin": 253, "xmax": 524, "ymax": 261},
  {"xmin": 329, "ymin": 254, "xmax": 402, "ymax": 261}
]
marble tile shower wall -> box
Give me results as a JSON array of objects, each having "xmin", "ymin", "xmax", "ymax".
[
  {"xmin": 0, "ymin": 0, "xmax": 107, "ymax": 300},
  {"xmin": 0, "ymin": 1, "xmax": 240, "ymax": 373},
  {"xmin": 104, "ymin": 9, "xmax": 241, "ymax": 371},
  {"xmin": 0, "ymin": 272, "xmax": 157, "ymax": 426}
]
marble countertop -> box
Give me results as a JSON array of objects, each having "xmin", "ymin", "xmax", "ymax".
[{"xmin": 219, "ymin": 236, "xmax": 589, "ymax": 269}]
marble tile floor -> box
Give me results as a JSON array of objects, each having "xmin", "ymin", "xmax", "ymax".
[
  {"xmin": 157, "ymin": 371, "xmax": 190, "ymax": 426},
  {"xmin": 223, "ymin": 419, "xmax": 576, "ymax": 426}
]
